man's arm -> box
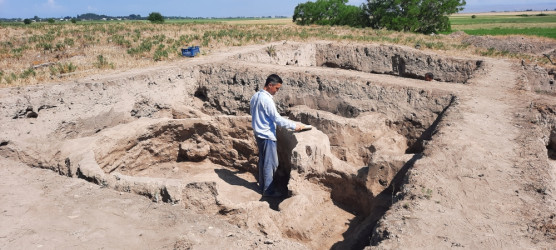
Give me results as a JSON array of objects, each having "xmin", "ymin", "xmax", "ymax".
[{"xmin": 265, "ymin": 98, "xmax": 303, "ymax": 131}]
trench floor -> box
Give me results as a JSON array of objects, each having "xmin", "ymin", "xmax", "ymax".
[{"xmin": 128, "ymin": 160, "xmax": 357, "ymax": 249}]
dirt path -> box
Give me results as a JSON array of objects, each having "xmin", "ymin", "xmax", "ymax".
[{"xmin": 372, "ymin": 59, "xmax": 556, "ymax": 248}]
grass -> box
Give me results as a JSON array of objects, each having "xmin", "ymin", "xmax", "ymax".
[
  {"xmin": 94, "ymin": 55, "xmax": 114, "ymax": 69},
  {"xmin": 450, "ymin": 14, "xmax": 556, "ymax": 26},
  {"xmin": 463, "ymin": 27, "xmax": 556, "ymax": 39},
  {"xmin": 421, "ymin": 187, "xmax": 433, "ymax": 200},
  {"xmin": 266, "ymin": 45, "xmax": 277, "ymax": 57},
  {"xmin": 450, "ymin": 13, "xmax": 556, "ymax": 39},
  {"xmin": 0, "ymin": 13, "xmax": 554, "ymax": 86}
]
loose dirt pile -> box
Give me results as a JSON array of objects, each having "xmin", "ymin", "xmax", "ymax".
[{"xmin": 1, "ymin": 41, "xmax": 555, "ymax": 249}]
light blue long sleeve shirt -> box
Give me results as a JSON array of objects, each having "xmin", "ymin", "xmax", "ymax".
[{"xmin": 250, "ymin": 90, "xmax": 296, "ymax": 141}]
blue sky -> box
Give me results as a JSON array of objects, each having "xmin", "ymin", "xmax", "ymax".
[{"xmin": 0, "ymin": 0, "xmax": 554, "ymax": 18}]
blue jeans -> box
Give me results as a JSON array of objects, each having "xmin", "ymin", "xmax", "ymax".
[{"xmin": 256, "ymin": 137, "xmax": 279, "ymax": 195}]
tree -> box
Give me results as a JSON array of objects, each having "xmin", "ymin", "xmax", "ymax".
[
  {"xmin": 23, "ymin": 19, "xmax": 32, "ymax": 25},
  {"xmin": 147, "ymin": 12, "xmax": 164, "ymax": 23},
  {"xmin": 77, "ymin": 13, "xmax": 109, "ymax": 20},
  {"xmin": 128, "ymin": 14, "xmax": 142, "ymax": 20},
  {"xmin": 293, "ymin": 0, "xmax": 367, "ymax": 27},
  {"xmin": 364, "ymin": 0, "xmax": 466, "ymax": 34},
  {"xmin": 47, "ymin": 18, "xmax": 55, "ymax": 24},
  {"xmin": 336, "ymin": 5, "xmax": 369, "ymax": 27}
]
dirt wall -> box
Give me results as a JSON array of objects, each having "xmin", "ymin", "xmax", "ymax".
[{"xmin": 232, "ymin": 42, "xmax": 483, "ymax": 83}]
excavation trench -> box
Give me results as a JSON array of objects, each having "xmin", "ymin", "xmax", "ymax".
[
  {"xmin": 537, "ymin": 105, "xmax": 556, "ymax": 161},
  {"xmin": 0, "ymin": 42, "xmax": 468, "ymax": 249},
  {"xmin": 87, "ymin": 63, "xmax": 456, "ymax": 249},
  {"xmin": 233, "ymin": 42, "xmax": 483, "ymax": 83}
]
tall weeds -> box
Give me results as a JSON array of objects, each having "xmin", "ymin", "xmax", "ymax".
[{"xmin": 0, "ymin": 20, "xmax": 549, "ymax": 86}]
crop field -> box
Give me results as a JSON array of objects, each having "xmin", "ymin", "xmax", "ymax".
[
  {"xmin": 0, "ymin": 11, "xmax": 554, "ymax": 87},
  {"xmin": 450, "ymin": 11, "xmax": 556, "ymax": 39}
]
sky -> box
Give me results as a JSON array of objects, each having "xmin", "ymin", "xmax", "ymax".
[{"xmin": 0, "ymin": 0, "xmax": 555, "ymax": 19}]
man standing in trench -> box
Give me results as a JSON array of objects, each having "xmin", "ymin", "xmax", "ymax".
[{"xmin": 250, "ymin": 74, "xmax": 304, "ymax": 198}]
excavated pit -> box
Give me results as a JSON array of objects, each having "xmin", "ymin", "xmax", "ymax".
[
  {"xmin": 90, "ymin": 103, "xmax": 454, "ymax": 249},
  {"xmin": 0, "ymin": 42, "xmax": 472, "ymax": 249},
  {"xmin": 89, "ymin": 59, "xmax": 456, "ymax": 249}
]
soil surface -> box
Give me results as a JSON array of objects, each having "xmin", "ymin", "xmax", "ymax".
[
  {"xmin": 0, "ymin": 158, "xmax": 303, "ymax": 249},
  {"xmin": 369, "ymin": 57, "xmax": 556, "ymax": 249},
  {"xmin": 1, "ymin": 41, "xmax": 555, "ymax": 249}
]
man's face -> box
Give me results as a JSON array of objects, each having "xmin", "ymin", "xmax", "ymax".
[{"xmin": 266, "ymin": 83, "xmax": 282, "ymax": 95}]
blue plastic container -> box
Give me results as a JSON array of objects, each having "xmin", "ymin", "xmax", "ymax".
[{"xmin": 181, "ymin": 46, "xmax": 200, "ymax": 57}]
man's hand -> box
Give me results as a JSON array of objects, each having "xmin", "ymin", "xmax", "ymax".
[{"xmin": 294, "ymin": 124, "xmax": 304, "ymax": 131}]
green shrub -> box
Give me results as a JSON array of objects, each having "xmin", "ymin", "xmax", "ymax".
[
  {"xmin": 133, "ymin": 29, "xmax": 141, "ymax": 42},
  {"xmin": 94, "ymin": 55, "xmax": 114, "ymax": 69},
  {"xmin": 64, "ymin": 38, "xmax": 74, "ymax": 47},
  {"xmin": 19, "ymin": 68, "xmax": 36, "ymax": 79},
  {"xmin": 37, "ymin": 42, "xmax": 53, "ymax": 52},
  {"xmin": 480, "ymin": 47, "xmax": 497, "ymax": 56},
  {"xmin": 47, "ymin": 18, "xmax": 55, "ymax": 24},
  {"xmin": 147, "ymin": 12, "xmax": 164, "ymax": 23},
  {"xmin": 127, "ymin": 39, "xmax": 153, "ymax": 56},
  {"xmin": 152, "ymin": 34, "xmax": 166, "ymax": 44},
  {"xmin": 153, "ymin": 45, "xmax": 169, "ymax": 61},
  {"xmin": 6, "ymin": 73, "xmax": 18, "ymax": 84},
  {"xmin": 50, "ymin": 62, "xmax": 77, "ymax": 75},
  {"xmin": 471, "ymin": 15, "xmax": 477, "ymax": 19},
  {"xmin": 55, "ymin": 43, "xmax": 65, "ymax": 51},
  {"xmin": 110, "ymin": 35, "xmax": 132, "ymax": 48},
  {"xmin": 266, "ymin": 45, "xmax": 277, "ymax": 57},
  {"xmin": 11, "ymin": 47, "xmax": 25, "ymax": 59},
  {"xmin": 24, "ymin": 19, "xmax": 32, "ymax": 25}
]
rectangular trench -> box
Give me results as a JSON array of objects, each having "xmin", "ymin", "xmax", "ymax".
[{"xmin": 195, "ymin": 61, "xmax": 458, "ymax": 249}]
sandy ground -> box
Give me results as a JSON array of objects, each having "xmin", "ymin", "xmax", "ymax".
[
  {"xmin": 0, "ymin": 157, "xmax": 304, "ymax": 249},
  {"xmin": 369, "ymin": 58, "xmax": 556, "ymax": 249}
]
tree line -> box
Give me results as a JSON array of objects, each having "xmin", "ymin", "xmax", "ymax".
[{"xmin": 293, "ymin": 0, "xmax": 466, "ymax": 34}]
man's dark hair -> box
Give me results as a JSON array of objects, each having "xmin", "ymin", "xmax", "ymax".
[
  {"xmin": 425, "ymin": 72, "xmax": 434, "ymax": 81},
  {"xmin": 265, "ymin": 74, "xmax": 283, "ymax": 87}
]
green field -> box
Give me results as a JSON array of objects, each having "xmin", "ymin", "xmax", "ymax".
[
  {"xmin": 451, "ymin": 14, "xmax": 556, "ymax": 25},
  {"xmin": 450, "ymin": 14, "xmax": 556, "ymax": 39},
  {"xmin": 462, "ymin": 27, "xmax": 556, "ymax": 39}
]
